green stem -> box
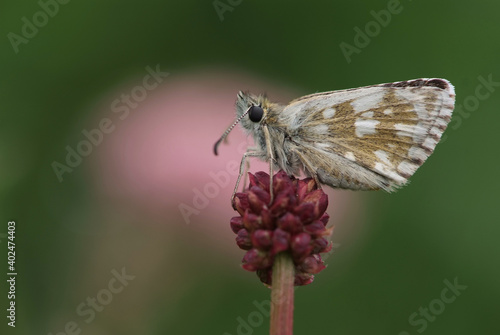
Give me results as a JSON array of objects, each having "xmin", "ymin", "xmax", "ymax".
[{"xmin": 270, "ymin": 252, "xmax": 295, "ymax": 335}]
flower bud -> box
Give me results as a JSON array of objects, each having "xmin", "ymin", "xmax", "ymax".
[{"xmin": 229, "ymin": 170, "xmax": 333, "ymax": 286}]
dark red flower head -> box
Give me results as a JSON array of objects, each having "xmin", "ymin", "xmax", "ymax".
[{"xmin": 230, "ymin": 170, "xmax": 333, "ymax": 286}]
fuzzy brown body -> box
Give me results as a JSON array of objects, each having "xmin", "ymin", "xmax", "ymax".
[{"xmin": 233, "ymin": 79, "xmax": 455, "ymax": 193}]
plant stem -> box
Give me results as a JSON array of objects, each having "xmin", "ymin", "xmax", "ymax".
[{"xmin": 270, "ymin": 252, "xmax": 295, "ymax": 335}]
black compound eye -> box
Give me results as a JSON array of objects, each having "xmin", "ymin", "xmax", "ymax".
[{"xmin": 248, "ymin": 105, "xmax": 264, "ymax": 122}]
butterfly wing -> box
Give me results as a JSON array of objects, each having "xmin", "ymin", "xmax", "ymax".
[{"xmin": 279, "ymin": 79, "xmax": 455, "ymax": 191}]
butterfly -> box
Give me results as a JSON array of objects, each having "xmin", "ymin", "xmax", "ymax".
[{"xmin": 214, "ymin": 78, "xmax": 455, "ymax": 202}]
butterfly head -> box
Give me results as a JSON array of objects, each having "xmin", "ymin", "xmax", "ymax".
[
  {"xmin": 236, "ymin": 91, "xmax": 269, "ymax": 132},
  {"xmin": 213, "ymin": 91, "xmax": 269, "ymax": 156}
]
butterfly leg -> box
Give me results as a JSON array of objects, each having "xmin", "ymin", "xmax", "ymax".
[
  {"xmin": 293, "ymin": 149, "xmax": 322, "ymax": 189},
  {"xmin": 262, "ymin": 125, "xmax": 275, "ymax": 204},
  {"xmin": 241, "ymin": 146, "xmax": 258, "ymax": 190},
  {"xmin": 232, "ymin": 149, "xmax": 263, "ymax": 208}
]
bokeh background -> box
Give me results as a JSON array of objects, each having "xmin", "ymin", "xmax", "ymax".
[{"xmin": 1, "ymin": 0, "xmax": 499, "ymax": 334}]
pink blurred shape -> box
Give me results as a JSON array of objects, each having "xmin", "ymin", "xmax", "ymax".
[{"xmin": 91, "ymin": 69, "xmax": 359, "ymax": 250}]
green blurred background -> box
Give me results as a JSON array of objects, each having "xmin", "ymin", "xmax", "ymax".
[{"xmin": 1, "ymin": 0, "xmax": 499, "ymax": 334}]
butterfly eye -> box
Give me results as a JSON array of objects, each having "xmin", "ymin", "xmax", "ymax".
[{"xmin": 248, "ymin": 105, "xmax": 264, "ymax": 122}]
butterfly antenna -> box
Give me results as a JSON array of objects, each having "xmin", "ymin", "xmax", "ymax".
[{"xmin": 213, "ymin": 107, "xmax": 250, "ymax": 156}]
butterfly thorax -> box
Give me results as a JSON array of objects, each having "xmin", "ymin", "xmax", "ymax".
[{"xmin": 261, "ymin": 103, "xmax": 306, "ymax": 176}]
